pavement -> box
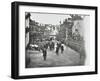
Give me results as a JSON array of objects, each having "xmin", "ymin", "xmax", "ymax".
[{"xmin": 27, "ymin": 45, "xmax": 81, "ymax": 68}]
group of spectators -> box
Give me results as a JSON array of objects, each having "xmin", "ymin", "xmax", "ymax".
[
  {"xmin": 41, "ymin": 40, "xmax": 65, "ymax": 61},
  {"xmin": 27, "ymin": 38, "xmax": 65, "ymax": 61}
]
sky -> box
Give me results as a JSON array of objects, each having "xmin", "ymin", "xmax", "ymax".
[{"xmin": 30, "ymin": 12, "xmax": 72, "ymax": 25}]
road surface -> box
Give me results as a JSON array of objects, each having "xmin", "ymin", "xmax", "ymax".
[{"xmin": 27, "ymin": 45, "xmax": 81, "ymax": 68}]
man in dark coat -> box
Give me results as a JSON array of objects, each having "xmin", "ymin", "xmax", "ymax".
[
  {"xmin": 56, "ymin": 46, "xmax": 59, "ymax": 55},
  {"xmin": 49, "ymin": 41, "xmax": 52, "ymax": 51},
  {"xmin": 51, "ymin": 42, "xmax": 55, "ymax": 50},
  {"xmin": 42, "ymin": 47, "xmax": 47, "ymax": 61},
  {"xmin": 45, "ymin": 42, "xmax": 49, "ymax": 49},
  {"xmin": 55, "ymin": 42, "xmax": 61, "ymax": 55}
]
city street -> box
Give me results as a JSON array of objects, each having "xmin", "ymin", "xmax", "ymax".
[
  {"xmin": 25, "ymin": 12, "xmax": 86, "ymax": 68},
  {"xmin": 27, "ymin": 45, "xmax": 81, "ymax": 68}
]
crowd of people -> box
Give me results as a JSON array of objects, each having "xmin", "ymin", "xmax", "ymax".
[{"xmin": 40, "ymin": 40, "xmax": 65, "ymax": 61}]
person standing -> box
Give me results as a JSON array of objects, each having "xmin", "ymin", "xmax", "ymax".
[
  {"xmin": 42, "ymin": 46, "xmax": 47, "ymax": 61},
  {"xmin": 45, "ymin": 41, "xmax": 49, "ymax": 49},
  {"xmin": 49, "ymin": 41, "xmax": 52, "ymax": 51},
  {"xmin": 52, "ymin": 42, "xmax": 55, "ymax": 50},
  {"xmin": 55, "ymin": 42, "xmax": 60, "ymax": 55},
  {"xmin": 61, "ymin": 43, "xmax": 64, "ymax": 53},
  {"xmin": 56, "ymin": 46, "xmax": 59, "ymax": 55}
]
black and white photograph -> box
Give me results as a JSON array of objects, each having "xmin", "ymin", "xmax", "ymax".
[
  {"xmin": 11, "ymin": 1, "xmax": 97, "ymax": 79},
  {"xmin": 25, "ymin": 12, "xmax": 88, "ymax": 68}
]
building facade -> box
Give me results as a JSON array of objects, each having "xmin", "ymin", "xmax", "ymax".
[{"xmin": 25, "ymin": 13, "xmax": 30, "ymax": 48}]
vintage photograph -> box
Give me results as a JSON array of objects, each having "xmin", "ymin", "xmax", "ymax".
[
  {"xmin": 11, "ymin": 2, "xmax": 97, "ymax": 79},
  {"xmin": 25, "ymin": 12, "xmax": 89, "ymax": 68}
]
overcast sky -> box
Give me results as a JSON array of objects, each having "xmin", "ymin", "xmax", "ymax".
[{"xmin": 30, "ymin": 12, "xmax": 71, "ymax": 25}]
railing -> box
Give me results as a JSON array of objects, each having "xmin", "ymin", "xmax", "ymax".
[
  {"xmin": 66, "ymin": 40, "xmax": 85, "ymax": 53},
  {"xmin": 66, "ymin": 40, "xmax": 86, "ymax": 65}
]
